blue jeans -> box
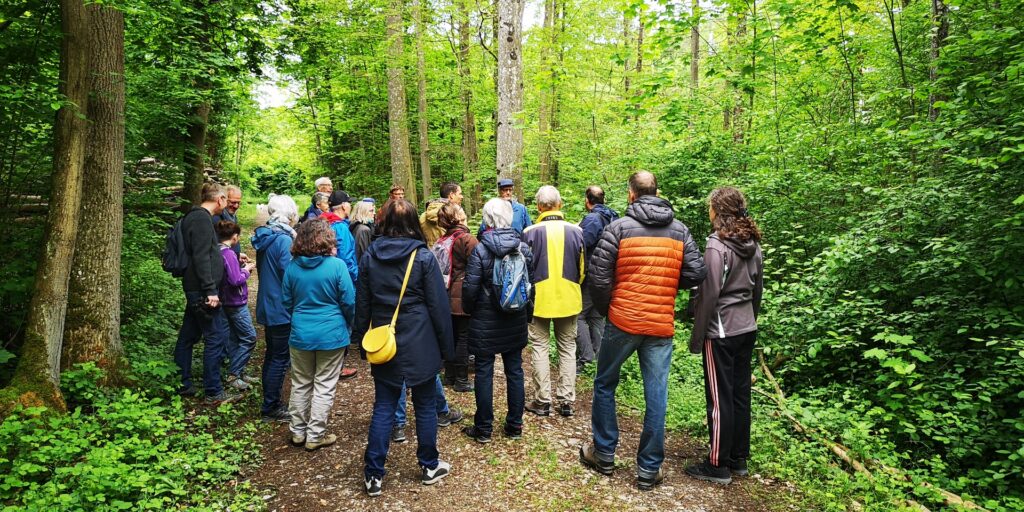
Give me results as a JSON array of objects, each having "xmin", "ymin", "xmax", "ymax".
[
  {"xmin": 591, "ymin": 323, "xmax": 673, "ymax": 479},
  {"xmin": 396, "ymin": 374, "xmax": 448, "ymax": 427},
  {"xmin": 174, "ymin": 291, "xmax": 229, "ymax": 397},
  {"xmin": 365, "ymin": 377, "xmax": 440, "ymax": 478},
  {"xmin": 224, "ymin": 305, "xmax": 258, "ymax": 377},
  {"xmin": 473, "ymin": 349, "xmax": 525, "ymax": 435},
  {"xmin": 261, "ymin": 323, "xmax": 291, "ymax": 415}
]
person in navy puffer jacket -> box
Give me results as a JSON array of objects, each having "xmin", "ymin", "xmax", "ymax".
[
  {"xmin": 282, "ymin": 219, "xmax": 355, "ymax": 451},
  {"xmin": 576, "ymin": 186, "xmax": 619, "ymax": 371}
]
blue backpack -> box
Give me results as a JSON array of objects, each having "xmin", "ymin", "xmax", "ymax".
[{"xmin": 492, "ymin": 246, "xmax": 531, "ymax": 312}]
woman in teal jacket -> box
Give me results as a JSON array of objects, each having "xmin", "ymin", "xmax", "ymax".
[{"xmin": 282, "ymin": 219, "xmax": 356, "ymax": 451}]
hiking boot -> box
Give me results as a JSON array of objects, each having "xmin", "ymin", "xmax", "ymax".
[
  {"xmin": 421, "ymin": 460, "xmax": 451, "ymax": 485},
  {"xmin": 226, "ymin": 375, "xmax": 251, "ymax": 391},
  {"xmin": 304, "ymin": 433, "xmax": 337, "ymax": 451},
  {"xmin": 178, "ymin": 385, "xmax": 197, "ymax": 397},
  {"xmin": 438, "ymin": 407, "xmax": 464, "ymax": 427},
  {"xmin": 392, "ymin": 425, "xmax": 407, "ymax": 443},
  {"xmin": 204, "ymin": 391, "xmax": 242, "ymax": 405},
  {"xmin": 637, "ymin": 468, "xmax": 666, "ymax": 491},
  {"xmin": 453, "ymin": 378, "xmax": 474, "ymax": 393},
  {"xmin": 462, "ymin": 425, "xmax": 492, "ymax": 444},
  {"xmin": 289, "ymin": 433, "xmax": 305, "ymax": 446},
  {"xmin": 557, "ymin": 402, "xmax": 574, "ymax": 417},
  {"xmin": 579, "ymin": 442, "xmax": 614, "ymax": 476},
  {"xmin": 730, "ymin": 458, "xmax": 749, "ymax": 477},
  {"xmin": 525, "ymin": 399, "xmax": 551, "ymax": 417},
  {"xmin": 503, "ymin": 423, "xmax": 522, "ymax": 440},
  {"xmin": 685, "ymin": 461, "xmax": 732, "ymax": 484},
  {"xmin": 261, "ymin": 406, "xmax": 290, "ymax": 423},
  {"xmin": 339, "ymin": 367, "xmax": 358, "ymax": 380},
  {"xmin": 365, "ymin": 475, "xmax": 383, "ymax": 497}
]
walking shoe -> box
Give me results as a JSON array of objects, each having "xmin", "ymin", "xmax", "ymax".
[
  {"xmin": 391, "ymin": 425, "xmax": 407, "ymax": 443},
  {"xmin": 339, "ymin": 367, "xmax": 358, "ymax": 380},
  {"xmin": 502, "ymin": 424, "xmax": 522, "ymax": 440},
  {"xmin": 557, "ymin": 402, "xmax": 574, "ymax": 417},
  {"xmin": 685, "ymin": 461, "xmax": 732, "ymax": 484},
  {"xmin": 729, "ymin": 458, "xmax": 749, "ymax": 477},
  {"xmin": 304, "ymin": 433, "xmax": 337, "ymax": 451},
  {"xmin": 226, "ymin": 375, "xmax": 251, "ymax": 391},
  {"xmin": 177, "ymin": 385, "xmax": 197, "ymax": 397},
  {"xmin": 453, "ymin": 378, "xmax": 474, "ymax": 393},
  {"xmin": 421, "ymin": 460, "xmax": 451, "ymax": 485},
  {"xmin": 437, "ymin": 407, "xmax": 464, "ymax": 427},
  {"xmin": 204, "ymin": 391, "xmax": 242, "ymax": 405},
  {"xmin": 289, "ymin": 433, "xmax": 305, "ymax": 446},
  {"xmin": 261, "ymin": 406, "xmax": 290, "ymax": 423},
  {"xmin": 240, "ymin": 374, "xmax": 261, "ymax": 385},
  {"xmin": 637, "ymin": 468, "xmax": 666, "ymax": 491},
  {"xmin": 579, "ymin": 442, "xmax": 614, "ymax": 475},
  {"xmin": 364, "ymin": 475, "xmax": 383, "ymax": 497},
  {"xmin": 525, "ymin": 399, "xmax": 551, "ymax": 417},
  {"xmin": 462, "ymin": 425, "xmax": 492, "ymax": 444}
]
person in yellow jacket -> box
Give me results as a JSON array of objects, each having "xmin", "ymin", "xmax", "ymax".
[{"xmin": 521, "ymin": 185, "xmax": 586, "ymax": 417}]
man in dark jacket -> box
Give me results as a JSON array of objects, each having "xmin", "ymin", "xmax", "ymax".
[
  {"xmin": 213, "ymin": 185, "xmax": 244, "ymax": 257},
  {"xmin": 579, "ymin": 171, "xmax": 707, "ymax": 491},
  {"xmin": 173, "ymin": 183, "xmax": 239, "ymax": 404},
  {"xmin": 576, "ymin": 185, "xmax": 618, "ymax": 371}
]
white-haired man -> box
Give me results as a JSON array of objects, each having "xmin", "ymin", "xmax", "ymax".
[{"xmin": 302, "ymin": 177, "xmax": 333, "ymax": 221}]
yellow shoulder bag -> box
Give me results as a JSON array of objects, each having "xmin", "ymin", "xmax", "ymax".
[{"xmin": 362, "ymin": 250, "xmax": 417, "ymax": 365}]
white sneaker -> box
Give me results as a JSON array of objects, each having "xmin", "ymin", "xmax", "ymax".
[
  {"xmin": 365, "ymin": 475, "xmax": 383, "ymax": 497},
  {"xmin": 227, "ymin": 377, "xmax": 251, "ymax": 391},
  {"xmin": 421, "ymin": 460, "xmax": 451, "ymax": 485}
]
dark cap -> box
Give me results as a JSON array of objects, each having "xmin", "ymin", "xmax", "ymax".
[
  {"xmin": 329, "ymin": 190, "xmax": 351, "ymax": 208},
  {"xmin": 497, "ymin": 178, "xmax": 514, "ymax": 188}
]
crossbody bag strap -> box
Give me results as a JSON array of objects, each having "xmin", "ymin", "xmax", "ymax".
[{"xmin": 390, "ymin": 249, "xmax": 417, "ymax": 327}]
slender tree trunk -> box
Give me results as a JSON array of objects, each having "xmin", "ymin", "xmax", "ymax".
[
  {"xmin": 457, "ymin": 0, "xmax": 481, "ymax": 213},
  {"xmin": 496, "ymin": 0, "xmax": 525, "ymax": 199},
  {"xmin": 304, "ymin": 78, "xmax": 325, "ymax": 169},
  {"xmin": 6, "ymin": 0, "xmax": 91, "ymax": 412},
  {"xmin": 928, "ymin": 0, "xmax": 948, "ymax": 121},
  {"xmin": 623, "ymin": 8, "xmax": 631, "ymax": 94},
  {"xmin": 62, "ymin": 2, "xmax": 126, "ymax": 382},
  {"xmin": 413, "ymin": 0, "xmax": 431, "ymax": 200},
  {"xmin": 634, "ymin": 5, "xmax": 644, "ymax": 121},
  {"xmin": 551, "ymin": 1, "xmax": 564, "ymax": 185},
  {"xmin": 690, "ymin": 0, "xmax": 699, "ymax": 94},
  {"xmin": 386, "ymin": 0, "xmax": 417, "ymax": 206},
  {"xmin": 732, "ymin": 11, "xmax": 746, "ymax": 143},
  {"xmin": 183, "ymin": 100, "xmax": 210, "ymax": 205},
  {"xmin": 538, "ymin": 0, "xmax": 554, "ymax": 184},
  {"xmin": 883, "ymin": 0, "xmax": 914, "ymax": 115}
]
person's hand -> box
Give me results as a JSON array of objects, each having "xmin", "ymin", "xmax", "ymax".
[
  {"xmin": 206, "ymin": 295, "xmax": 220, "ymax": 308},
  {"xmin": 244, "ymin": 262, "xmax": 256, "ymax": 273},
  {"xmin": 239, "ymin": 253, "xmax": 251, "ymax": 264}
]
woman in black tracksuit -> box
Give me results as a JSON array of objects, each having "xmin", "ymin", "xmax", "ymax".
[{"xmin": 686, "ymin": 187, "xmax": 764, "ymax": 485}]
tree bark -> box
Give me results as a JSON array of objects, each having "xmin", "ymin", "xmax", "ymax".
[
  {"xmin": 6, "ymin": 0, "xmax": 91, "ymax": 412},
  {"xmin": 538, "ymin": 0, "xmax": 554, "ymax": 184},
  {"xmin": 928, "ymin": 0, "xmax": 948, "ymax": 121},
  {"xmin": 623, "ymin": 9, "xmax": 631, "ymax": 94},
  {"xmin": 183, "ymin": 100, "xmax": 210, "ymax": 205},
  {"xmin": 690, "ymin": 0, "xmax": 699, "ymax": 94},
  {"xmin": 456, "ymin": 0, "xmax": 481, "ymax": 213},
  {"xmin": 413, "ymin": 0, "xmax": 431, "ymax": 200},
  {"xmin": 61, "ymin": 2, "xmax": 127, "ymax": 383},
  {"xmin": 386, "ymin": 0, "xmax": 417, "ymax": 206},
  {"xmin": 496, "ymin": 0, "xmax": 525, "ymax": 199}
]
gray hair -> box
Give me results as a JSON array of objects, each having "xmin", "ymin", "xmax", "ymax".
[
  {"xmin": 350, "ymin": 200, "xmax": 375, "ymax": 224},
  {"xmin": 313, "ymin": 192, "xmax": 330, "ymax": 207},
  {"xmin": 267, "ymin": 194, "xmax": 298, "ymax": 225},
  {"xmin": 225, "ymin": 185, "xmax": 242, "ymax": 196},
  {"xmin": 535, "ymin": 185, "xmax": 561, "ymax": 210},
  {"xmin": 314, "ymin": 177, "xmax": 332, "ymax": 188},
  {"xmin": 482, "ymin": 198, "xmax": 513, "ymax": 229}
]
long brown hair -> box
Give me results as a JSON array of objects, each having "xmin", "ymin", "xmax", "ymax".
[
  {"xmin": 379, "ymin": 199, "xmax": 425, "ymax": 241},
  {"xmin": 709, "ymin": 187, "xmax": 762, "ymax": 242},
  {"xmin": 291, "ymin": 219, "xmax": 337, "ymax": 257}
]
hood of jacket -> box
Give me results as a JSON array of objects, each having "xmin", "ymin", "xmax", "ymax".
[
  {"xmin": 367, "ymin": 236, "xmax": 427, "ymax": 262},
  {"xmin": 320, "ymin": 211, "xmax": 343, "ymax": 223},
  {"xmin": 592, "ymin": 203, "xmax": 619, "ymax": 224},
  {"xmin": 251, "ymin": 224, "xmax": 292, "ymax": 251},
  {"xmin": 625, "ymin": 195, "xmax": 676, "ymax": 227},
  {"xmin": 293, "ymin": 255, "xmax": 331, "ymax": 269},
  {"xmin": 715, "ymin": 233, "xmax": 759, "ymax": 259},
  {"xmin": 424, "ymin": 200, "xmax": 444, "ymax": 222},
  {"xmin": 480, "ymin": 228, "xmax": 522, "ymax": 257}
]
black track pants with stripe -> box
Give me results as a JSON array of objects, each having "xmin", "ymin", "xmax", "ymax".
[{"xmin": 702, "ymin": 331, "xmax": 756, "ymax": 468}]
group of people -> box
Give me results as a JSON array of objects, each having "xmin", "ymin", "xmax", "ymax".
[{"xmin": 171, "ymin": 171, "xmax": 764, "ymax": 497}]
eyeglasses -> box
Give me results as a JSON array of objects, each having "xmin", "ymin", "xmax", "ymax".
[{"xmin": 227, "ymin": 201, "xmax": 241, "ymax": 206}]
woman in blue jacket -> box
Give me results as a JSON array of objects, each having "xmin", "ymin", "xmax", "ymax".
[
  {"xmin": 353, "ymin": 199, "xmax": 455, "ymax": 497},
  {"xmin": 282, "ymin": 219, "xmax": 355, "ymax": 451}
]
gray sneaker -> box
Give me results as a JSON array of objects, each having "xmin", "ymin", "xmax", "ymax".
[
  {"xmin": 240, "ymin": 374, "xmax": 261, "ymax": 385},
  {"xmin": 437, "ymin": 407, "xmax": 464, "ymax": 427},
  {"xmin": 204, "ymin": 391, "xmax": 242, "ymax": 405},
  {"xmin": 304, "ymin": 433, "xmax": 337, "ymax": 451},
  {"xmin": 226, "ymin": 376, "xmax": 251, "ymax": 391},
  {"xmin": 392, "ymin": 425, "xmax": 407, "ymax": 443}
]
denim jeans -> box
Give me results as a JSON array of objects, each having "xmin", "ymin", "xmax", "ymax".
[
  {"xmin": 473, "ymin": 349, "xmax": 525, "ymax": 435},
  {"xmin": 591, "ymin": 323, "xmax": 673, "ymax": 479},
  {"xmin": 395, "ymin": 374, "xmax": 448, "ymax": 427},
  {"xmin": 174, "ymin": 291, "xmax": 229, "ymax": 397},
  {"xmin": 576, "ymin": 284, "xmax": 605, "ymax": 364},
  {"xmin": 261, "ymin": 323, "xmax": 291, "ymax": 415},
  {"xmin": 223, "ymin": 305, "xmax": 258, "ymax": 377},
  {"xmin": 365, "ymin": 377, "xmax": 440, "ymax": 478}
]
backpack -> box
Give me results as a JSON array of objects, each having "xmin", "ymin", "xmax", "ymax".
[
  {"xmin": 491, "ymin": 246, "xmax": 531, "ymax": 312},
  {"xmin": 431, "ymin": 232, "xmax": 463, "ymax": 289},
  {"xmin": 161, "ymin": 216, "xmax": 189, "ymax": 278}
]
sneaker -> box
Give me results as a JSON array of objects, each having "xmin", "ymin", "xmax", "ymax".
[
  {"xmin": 685, "ymin": 461, "xmax": 732, "ymax": 485},
  {"xmin": 304, "ymin": 433, "xmax": 337, "ymax": 451},
  {"xmin": 177, "ymin": 385, "xmax": 197, "ymax": 397},
  {"xmin": 226, "ymin": 375, "xmax": 251, "ymax": 391},
  {"xmin": 421, "ymin": 460, "xmax": 451, "ymax": 485},
  {"xmin": 261, "ymin": 407, "xmax": 290, "ymax": 423},
  {"xmin": 579, "ymin": 442, "xmax": 614, "ymax": 476},
  {"xmin": 502, "ymin": 424, "xmax": 522, "ymax": 440},
  {"xmin": 557, "ymin": 402, "xmax": 574, "ymax": 417},
  {"xmin": 438, "ymin": 407, "xmax": 464, "ymax": 427},
  {"xmin": 462, "ymin": 425, "xmax": 492, "ymax": 444},
  {"xmin": 364, "ymin": 475, "xmax": 383, "ymax": 497},
  {"xmin": 339, "ymin": 367, "xmax": 358, "ymax": 380},
  {"xmin": 637, "ymin": 468, "xmax": 666, "ymax": 491},
  {"xmin": 204, "ymin": 391, "xmax": 242, "ymax": 405},
  {"xmin": 453, "ymin": 379, "xmax": 474, "ymax": 393},
  {"xmin": 525, "ymin": 399, "xmax": 551, "ymax": 417},
  {"xmin": 392, "ymin": 425, "xmax": 407, "ymax": 443},
  {"xmin": 289, "ymin": 433, "xmax": 305, "ymax": 446},
  {"xmin": 729, "ymin": 458, "xmax": 749, "ymax": 477},
  {"xmin": 241, "ymin": 374, "xmax": 261, "ymax": 385}
]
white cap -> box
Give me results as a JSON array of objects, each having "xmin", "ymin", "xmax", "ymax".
[{"xmin": 314, "ymin": 177, "xmax": 333, "ymax": 187}]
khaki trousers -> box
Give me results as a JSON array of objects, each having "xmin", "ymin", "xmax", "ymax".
[
  {"xmin": 288, "ymin": 346, "xmax": 345, "ymax": 442},
  {"xmin": 528, "ymin": 315, "xmax": 578, "ymax": 404}
]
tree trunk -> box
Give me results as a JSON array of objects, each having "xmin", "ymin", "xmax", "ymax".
[
  {"xmin": 538, "ymin": 0, "xmax": 554, "ymax": 184},
  {"xmin": 6, "ymin": 0, "xmax": 91, "ymax": 412},
  {"xmin": 304, "ymin": 77, "xmax": 325, "ymax": 169},
  {"xmin": 496, "ymin": 0, "xmax": 525, "ymax": 199},
  {"xmin": 456, "ymin": 0, "xmax": 481, "ymax": 213},
  {"xmin": 928, "ymin": 0, "xmax": 948, "ymax": 121},
  {"xmin": 623, "ymin": 9, "xmax": 631, "ymax": 94},
  {"xmin": 413, "ymin": 0, "xmax": 431, "ymax": 200},
  {"xmin": 690, "ymin": 0, "xmax": 699, "ymax": 94},
  {"xmin": 183, "ymin": 100, "xmax": 210, "ymax": 205},
  {"xmin": 732, "ymin": 11, "xmax": 746, "ymax": 144},
  {"xmin": 386, "ymin": 0, "xmax": 417, "ymax": 206}
]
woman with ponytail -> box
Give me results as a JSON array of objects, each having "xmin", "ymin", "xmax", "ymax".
[{"xmin": 685, "ymin": 187, "xmax": 764, "ymax": 485}]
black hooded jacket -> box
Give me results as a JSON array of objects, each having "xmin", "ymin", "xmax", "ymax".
[{"xmin": 462, "ymin": 228, "xmax": 534, "ymax": 356}]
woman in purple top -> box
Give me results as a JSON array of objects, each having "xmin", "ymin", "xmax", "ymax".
[{"xmin": 216, "ymin": 221, "xmax": 259, "ymax": 391}]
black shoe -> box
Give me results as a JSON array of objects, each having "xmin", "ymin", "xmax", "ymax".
[
  {"xmin": 503, "ymin": 423, "xmax": 522, "ymax": 440},
  {"xmin": 685, "ymin": 461, "xmax": 732, "ymax": 484},
  {"xmin": 261, "ymin": 406, "xmax": 290, "ymax": 423},
  {"xmin": 462, "ymin": 425, "xmax": 492, "ymax": 444},
  {"xmin": 392, "ymin": 425, "xmax": 407, "ymax": 443},
  {"xmin": 365, "ymin": 475, "xmax": 383, "ymax": 497},
  {"xmin": 421, "ymin": 460, "xmax": 451, "ymax": 485},
  {"xmin": 178, "ymin": 385, "xmax": 198, "ymax": 397},
  {"xmin": 204, "ymin": 391, "xmax": 242, "ymax": 405},
  {"xmin": 637, "ymin": 468, "xmax": 666, "ymax": 491},
  {"xmin": 438, "ymin": 407, "xmax": 464, "ymax": 427},
  {"xmin": 525, "ymin": 399, "xmax": 551, "ymax": 417},
  {"xmin": 453, "ymin": 378, "xmax": 474, "ymax": 392},
  {"xmin": 579, "ymin": 442, "xmax": 614, "ymax": 475},
  {"xmin": 729, "ymin": 458, "xmax": 749, "ymax": 477},
  {"xmin": 557, "ymin": 402, "xmax": 574, "ymax": 417}
]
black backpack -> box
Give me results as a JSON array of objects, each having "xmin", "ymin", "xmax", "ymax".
[{"xmin": 161, "ymin": 215, "xmax": 190, "ymax": 278}]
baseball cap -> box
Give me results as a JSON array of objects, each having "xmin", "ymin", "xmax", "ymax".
[{"xmin": 329, "ymin": 190, "xmax": 351, "ymax": 208}]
